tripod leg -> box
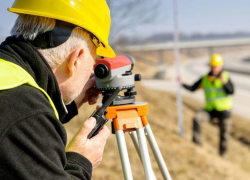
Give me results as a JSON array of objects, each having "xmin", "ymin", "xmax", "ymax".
[
  {"xmin": 130, "ymin": 131, "xmax": 157, "ymax": 180},
  {"xmin": 136, "ymin": 128, "xmax": 155, "ymax": 180},
  {"xmin": 129, "ymin": 131, "xmax": 141, "ymax": 159},
  {"xmin": 145, "ymin": 124, "xmax": 172, "ymax": 180},
  {"xmin": 116, "ymin": 130, "xmax": 133, "ymax": 180}
]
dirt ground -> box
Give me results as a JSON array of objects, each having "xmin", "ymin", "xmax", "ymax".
[{"xmin": 64, "ymin": 82, "xmax": 250, "ymax": 180}]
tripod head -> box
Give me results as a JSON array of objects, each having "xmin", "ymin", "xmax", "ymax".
[{"xmin": 94, "ymin": 55, "xmax": 141, "ymax": 106}]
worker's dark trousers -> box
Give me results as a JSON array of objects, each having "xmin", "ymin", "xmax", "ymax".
[{"xmin": 192, "ymin": 109, "xmax": 231, "ymax": 156}]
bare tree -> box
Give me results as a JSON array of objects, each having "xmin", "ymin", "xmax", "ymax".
[{"xmin": 106, "ymin": 0, "xmax": 163, "ymax": 45}]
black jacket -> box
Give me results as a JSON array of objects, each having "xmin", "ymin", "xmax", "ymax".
[
  {"xmin": 183, "ymin": 71, "xmax": 234, "ymax": 94},
  {"xmin": 0, "ymin": 37, "xmax": 92, "ymax": 180},
  {"xmin": 183, "ymin": 71, "xmax": 234, "ymax": 115}
]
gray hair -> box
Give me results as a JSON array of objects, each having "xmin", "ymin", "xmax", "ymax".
[{"xmin": 11, "ymin": 14, "xmax": 96, "ymax": 68}]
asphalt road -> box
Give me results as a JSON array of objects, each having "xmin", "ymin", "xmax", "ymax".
[{"xmin": 141, "ymin": 52, "xmax": 250, "ymax": 120}]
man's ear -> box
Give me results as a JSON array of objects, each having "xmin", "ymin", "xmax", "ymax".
[{"xmin": 67, "ymin": 47, "xmax": 84, "ymax": 77}]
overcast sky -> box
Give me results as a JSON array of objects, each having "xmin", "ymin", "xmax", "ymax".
[{"xmin": 0, "ymin": 0, "xmax": 250, "ymax": 41}]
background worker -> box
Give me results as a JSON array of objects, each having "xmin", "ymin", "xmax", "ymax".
[
  {"xmin": 0, "ymin": 0, "xmax": 115, "ymax": 179},
  {"xmin": 180, "ymin": 54, "xmax": 234, "ymax": 157}
]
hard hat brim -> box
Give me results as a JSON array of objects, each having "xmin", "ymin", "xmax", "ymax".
[
  {"xmin": 97, "ymin": 44, "xmax": 116, "ymax": 58},
  {"xmin": 210, "ymin": 63, "xmax": 223, "ymax": 67},
  {"xmin": 8, "ymin": 7, "xmax": 116, "ymax": 58}
]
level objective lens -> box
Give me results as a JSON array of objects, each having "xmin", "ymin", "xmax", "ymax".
[{"xmin": 95, "ymin": 64, "xmax": 109, "ymax": 79}]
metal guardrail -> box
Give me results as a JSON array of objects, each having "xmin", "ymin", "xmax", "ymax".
[{"xmin": 116, "ymin": 38, "xmax": 250, "ymax": 52}]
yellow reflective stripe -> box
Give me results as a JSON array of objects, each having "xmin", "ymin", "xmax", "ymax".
[
  {"xmin": 204, "ymin": 88, "xmax": 225, "ymax": 93},
  {"xmin": 0, "ymin": 59, "xmax": 59, "ymax": 120},
  {"xmin": 205, "ymin": 95, "xmax": 228, "ymax": 102}
]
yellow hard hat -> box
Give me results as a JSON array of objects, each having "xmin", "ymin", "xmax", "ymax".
[
  {"xmin": 8, "ymin": 0, "xmax": 116, "ymax": 58},
  {"xmin": 210, "ymin": 54, "xmax": 223, "ymax": 67}
]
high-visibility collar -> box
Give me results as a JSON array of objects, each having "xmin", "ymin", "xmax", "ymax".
[{"xmin": 0, "ymin": 58, "xmax": 59, "ymax": 119}]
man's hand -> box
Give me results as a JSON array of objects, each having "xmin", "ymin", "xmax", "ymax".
[
  {"xmin": 177, "ymin": 76, "xmax": 183, "ymax": 85},
  {"xmin": 219, "ymin": 74, "xmax": 226, "ymax": 85},
  {"xmin": 75, "ymin": 73, "xmax": 100, "ymax": 109},
  {"xmin": 66, "ymin": 117, "xmax": 111, "ymax": 170}
]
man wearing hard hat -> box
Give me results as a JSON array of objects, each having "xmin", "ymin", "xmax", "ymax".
[
  {"xmin": 181, "ymin": 54, "xmax": 234, "ymax": 157},
  {"xmin": 0, "ymin": 0, "xmax": 115, "ymax": 179}
]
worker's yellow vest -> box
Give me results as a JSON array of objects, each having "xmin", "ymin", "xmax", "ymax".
[
  {"xmin": 0, "ymin": 58, "xmax": 59, "ymax": 119},
  {"xmin": 201, "ymin": 71, "xmax": 233, "ymax": 111}
]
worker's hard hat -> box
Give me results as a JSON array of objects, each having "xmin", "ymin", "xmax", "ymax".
[
  {"xmin": 210, "ymin": 54, "xmax": 223, "ymax": 67},
  {"xmin": 8, "ymin": 0, "xmax": 115, "ymax": 58}
]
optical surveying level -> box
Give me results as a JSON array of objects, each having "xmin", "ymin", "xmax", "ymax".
[{"xmin": 88, "ymin": 56, "xmax": 172, "ymax": 180}]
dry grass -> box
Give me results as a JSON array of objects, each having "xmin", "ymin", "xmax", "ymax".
[{"xmin": 64, "ymin": 83, "xmax": 250, "ymax": 180}]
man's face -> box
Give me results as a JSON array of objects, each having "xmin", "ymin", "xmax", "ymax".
[
  {"xmin": 211, "ymin": 65, "xmax": 222, "ymax": 76},
  {"xmin": 64, "ymin": 48, "xmax": 97, "ymax": 105}
]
